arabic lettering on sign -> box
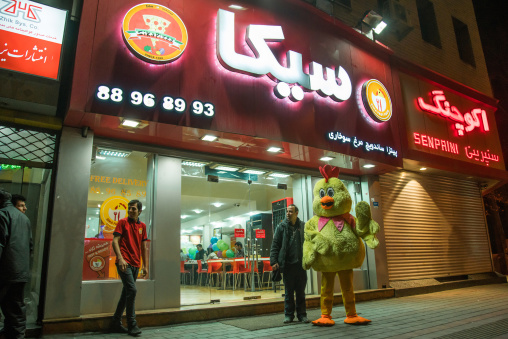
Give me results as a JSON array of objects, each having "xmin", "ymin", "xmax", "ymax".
[
  {"xmin": 0, "ymin": 44, "xmax": 49, "ymax": 63},
  {"xmin": 327, "ymin": 131, "xmax": 398, "ymax": 157},
  {"xmin": 417, "ymin": 91, "xmax": 490, "ymax": 136},
  {"xmin": 216, "ymin": 9, "xmax": 352, "ymax": 102},
  {"xmin": 464, "ymin": 146, "xmax": 500, "ymax": 166}
]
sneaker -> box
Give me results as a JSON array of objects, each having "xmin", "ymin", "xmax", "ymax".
[
  {"xmin": 109, "ymin": 322, "xmax": 128, "ymax": 334},
  {"xmin": 128, "ymin": 325, "xmax": 142, "ymax": 336},
  {"xmin": 283, "ymin": 316, "xmax": 293, "ymax": 323},
  {"xmin": 298, "ymin": 316, "xmax": 310, "ymax": 323}
]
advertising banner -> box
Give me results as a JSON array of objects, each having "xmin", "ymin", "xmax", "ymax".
[{"xmin": 0, "ymin": 0, "xmax": 67, "ymax": 79}]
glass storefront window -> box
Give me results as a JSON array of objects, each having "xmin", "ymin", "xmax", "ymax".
[
  {"xmin": 180, "ymin": 161, "xmax": 294, "ymax": 305},
  {"xmin": 82, "ymin": 149, "xmax": 153, "ymax": 281}
]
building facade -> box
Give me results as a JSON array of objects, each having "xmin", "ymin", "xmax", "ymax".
[{"xmin": 2, "ymin": 0, "xmax": 506, "ymax": 329}]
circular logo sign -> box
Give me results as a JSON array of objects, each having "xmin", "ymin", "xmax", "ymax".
[
  {"xmin": 361, "ymin": 79, "xmax": 392, "ymax": 122},
  {"xmin": 89, "ymin": 255, "xmax": 106, "ymax": 272},
  {"xmin": 100, "ymin": 196, "xmax": 130, "ymax": 233},
  {"xmin": 122, "ymin": 3, "xmax": 188, "ymax": 63}
]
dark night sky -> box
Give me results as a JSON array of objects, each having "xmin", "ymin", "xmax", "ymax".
[{"xmin": 473, "ymin": 0, "xmax": 508, "ymax": 169}]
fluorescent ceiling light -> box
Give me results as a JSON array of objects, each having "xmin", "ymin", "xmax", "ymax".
[
  {"xmin": 182, "ymin": 161, "xmax": 207, "ymax": 167},
  {"xmin": 374, "ymin": 21, "xmax": 387, "ymax": 34},
  {"xmin": 193, "ymin": 209, "xmax": 204, "ymax": 214},
  {"xmin": 96, "ymin": 156, "xmax": 106, "ymax": 160},
  {"xmin": 201, "ymin": 135, "xmax": 218, "ymax": 142},
  {"xmin": 320, "ymin": 156, "xmax": 334, "ymax": 161},
  {"xmin": 181, "ymin": 215, "xmax": 189, "ymax": 219},
  {"xmin": 420, "ymin": 167, "xmax": 427, "ymax": 171},
  {"xmin": 269, "ymin": 172, "xmax": 290, "ymax": 178},
  {"xmin": 121, "ymin": 119, "xmax": 140, "ymax": 128},
  {"xmin": 243, "ymin": 169, "xmax": 266, "ymax": 175},
  {"xmin": 215, "ymin": 165, "xmax": 239, "ymax": 172},
  {"xmin": 363, "ymin": 164, "xmax": 375, "ymax": 168},
  {"xmin": 267, "ymin": 147, "xmax": 282, "ymax": 153},
  {"xmin": 212, "ymin": 202, "xmax": 223, "ymax": 207},
  {"xmin": 193, "ymin": 226, "xmax": 203, "ymax": 230},
  {"xmin": 97, "ymin": 149, "xmax": 131, "ymax": 158},
  {"xmin": 228, "ymin": 4, "xmax": 245, "ymax": 10}
]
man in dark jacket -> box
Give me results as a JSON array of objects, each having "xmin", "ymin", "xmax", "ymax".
[
  {"xmin": 0, "ymin": 188, "xmax": 32, "ymax": 339},
  {"xmin": 270, "ymin": 204, "xmax": 309, "ymax": 324}
]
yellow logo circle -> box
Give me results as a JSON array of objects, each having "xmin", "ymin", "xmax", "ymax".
[
  {"xmin": 100, "ymin": 196, "xmax": 130, "ymax": 233},
  {"xmin": 361, "ymin": 79, "xmax": 392, "ymax": 122},
  {"xmin": 122, "ymin": 3, "xmax": 188, "ymax": 63}
]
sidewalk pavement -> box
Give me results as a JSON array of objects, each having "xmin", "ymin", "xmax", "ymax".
[{"xmin": 44, "ymin": 283, "xmax": 508, "ymax": 339}]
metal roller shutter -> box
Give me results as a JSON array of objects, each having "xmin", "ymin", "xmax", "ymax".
[{"xmin": 380, "ymin": 170, "xmax": 493, "ymax": 281}]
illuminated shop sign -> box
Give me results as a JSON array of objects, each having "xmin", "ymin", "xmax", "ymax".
[
  {"xmin": 95, "ymin": 85, "xmax": 215, "ymax": 117},
  {"xmin": 327, "ymin": 131, "xmax": 398, "ymax": 157},
  {"xmin": 217, "ymin": 9, "xmax": 352, "ymax": 102},
  {"xmin": 413, "ymin": 132, "xmax": 500, "ymax": 166},
  {"xmin": 0, "ymin": 0, "xmax": 67, "ymax": 79},
  {"xmin": 122, "ymin": 3, "xmax": 188, "ymax": 63},
  {"xmin": 417, "ymin": 91, "xmax": 489, "ymax": 136},
  {"xmin": 0, "ymin": 164, "xmax": 21, "ymax": 170},
  {"xmin": 361, "ymin": 79, "xmax": 392, "ymax": 122}
]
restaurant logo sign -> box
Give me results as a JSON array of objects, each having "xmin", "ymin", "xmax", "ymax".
[
  {"xmin": 100, "ymin": 196, "xmax": 129, "ymax": 233},
  {"xmin": 361, "ymin": 79, "xmax": 392, "ymax": 122},
  {"xmin": 122, "ymin": 3, "xmax": 188, "ymax": 63}
]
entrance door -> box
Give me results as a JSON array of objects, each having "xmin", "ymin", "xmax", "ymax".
[{"xmin": 180, "ymin": 161, "xmax": 294, "ymax": 305}]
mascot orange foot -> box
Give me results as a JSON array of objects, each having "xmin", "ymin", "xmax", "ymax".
[
  {"xmin": 312, "ymin": 315, "xmax": 335, "ymax": 326},
  {"xmin": 344, "ymin": 314, "xmax": 371, "ymax": 325}
]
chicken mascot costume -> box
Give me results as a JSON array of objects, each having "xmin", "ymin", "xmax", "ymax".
[{"xmin": 303, "ymin": 165, "xmax": 380, "ymax": 326}]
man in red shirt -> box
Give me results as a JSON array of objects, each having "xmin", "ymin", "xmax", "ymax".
[{"xmin": 110, "ymin": 200, "xmax": 148, "ymax": 336}]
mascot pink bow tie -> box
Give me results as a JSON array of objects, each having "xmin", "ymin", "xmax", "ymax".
[{"xmin": 318, "ymin": 213, "xmax": 356, "ymax": 232}]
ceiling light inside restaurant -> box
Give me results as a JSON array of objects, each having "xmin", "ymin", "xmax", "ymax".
[
  {"xmin": 228, "ymin": 4, "xmax": 245, "ymax": 10},
  {"xmin": 212, "ymin": 202, "xmax": 223, "ymax": 207},
  {"xmin": 242, "ymin": 169, "xmax": 267, "ymax": 175},
  {"xmin": 182, "ymin": 161, "xmax": 207, "ymax": 167},
  {"xmin": 269, "ymin": 172, "xmax": 290, "ymax": 178},
  {"xmin": 215, "ymin": 165, "xmax": 240, "ymax": 172},
  {"xmin": 181, "ymin": 215, "xmax": 189, "ymax": 219},
  {"xmin": 363, "ymin": 164, "xmax": 375, "ymax": 168},
  {"xmin": 267, "ymin": 147, "xmax": 282, "ymax": 153},
  {"xmin": 420, "ymin": 167, "xmax": 427, "ymax": 171},
  {"xmin": 201, "ymin": 135, "xmax": 218, "ymax": 142},
  {"xmin": 121, "ymin": 119, "xmax": 140, "ymax": 128},
  {"xmin": 193, "ymin": 209, "xmax": 204, "ymax": 214},
  {"xmin": 320, "ymin": 156, "xmax": 334, "ymax": 161},
  {"xmin": 97, "ymin": 148, "xmax": 131, "ymax": 158}
]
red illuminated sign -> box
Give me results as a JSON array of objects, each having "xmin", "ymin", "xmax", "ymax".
[
  {"xmin": 417, "ymin": 91, "xmax": 489, "ymax": 136},
  {"xmin": 234, "ymin": 228, "xmax": 245, "ymax": 238},
  {"xmin": 413, "ymin": 132, "xmax": 500, "ymax": 166},
  {"xmin": 255, "ymin": 229, "xmax": 265, "ymax": 239}
]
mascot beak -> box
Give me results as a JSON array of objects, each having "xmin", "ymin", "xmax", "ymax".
[{"xmin": 320, "ymin": 196, "xmax": 334, "ymax": 209}]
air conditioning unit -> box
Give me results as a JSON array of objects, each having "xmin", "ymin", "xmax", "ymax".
[{"xmin": 381, "ymin": 0, "xmax": 413, "ymax": 40}]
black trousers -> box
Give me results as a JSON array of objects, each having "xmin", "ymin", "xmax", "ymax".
[
  {"xmin": 283, "ymin": 263, "xmax": 307, "ymax": 320},
  {"xmin": 0, "ymin": 282, "xmax": 26, "ymax": 339},
  {"xmin": 113, "ymin": 264, "xmax": 139, "ymax": 327}
]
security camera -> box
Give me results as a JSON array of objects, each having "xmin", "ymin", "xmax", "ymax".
[{"xmin": 234, "ymin": 203, "xmax": 240, "ymax": 207}]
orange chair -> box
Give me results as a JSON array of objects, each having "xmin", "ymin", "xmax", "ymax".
[
  {"xmin": 180, "ymin": 261, "xmax": 191, "ymax": 284},
  {"xmin": 196, "ymin": 260, "xmax": 208, "ymax": 285},
  {"xmin": 262, "ymin": 260, "xmax": 273, "ymax": 287},
  {"xmin": 225, "ymin": 261, "xmax": 238, "ymax": 289},
  {"xmin": 206, "ymin": 260, "xmax": 222, "ymax": 287}
]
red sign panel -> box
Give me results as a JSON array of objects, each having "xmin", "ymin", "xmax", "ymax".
[
  {"xmin": 0, "ymin": 0, "xmax": 66, "ymax": 79},
  {"xmin": 82, "ymin": 239, "xmax": 111, "ymax": 280},
  {"xmin": 255, "ymin": 229, "xmax": 265, "ymax": 239},
  {"xmin": 400, "ymin": 73, "xmax": 504, "ymax": 170},
  {"xmin": 234, "ymin": 228, "xmax": 245, "ymax": 238}
]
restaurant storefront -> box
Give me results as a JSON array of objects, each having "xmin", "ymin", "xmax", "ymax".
[{"xmin": 42, "ymin": 0, "xmax": 506, "ymax": 321}]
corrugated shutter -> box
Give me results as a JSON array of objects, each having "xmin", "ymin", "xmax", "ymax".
[{"xmin": 380, "ymin": 171, "xmax": 492, "ymax": 281}]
